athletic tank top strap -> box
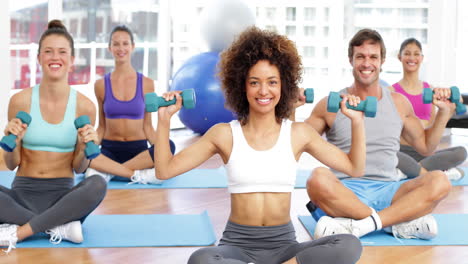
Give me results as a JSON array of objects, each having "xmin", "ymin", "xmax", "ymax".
[
  {"xmin": 392, "ymin": 82, "xmax": 405, "ymax": 94},
  {"xmin": 104, "ymin": 72, "xmax": 112, "ymax": 101},
  {"xmin": 23, "ymin": 84, "xmax": 78, "ymax": 153}
]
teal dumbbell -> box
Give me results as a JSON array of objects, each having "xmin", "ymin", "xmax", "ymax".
[
  {"xmin": 74, "ymin": 116, "xmax": 101, "ymax": 160},
  {"xmin": 327, "ymin": 92, "xmax": 378, "ymax": 118},
  {"xmin": 304, "ymin": 88, "xmax": 314, "ymax": 103},
  {"xmin": 0, "ymin": 111, "xmax": 32, "ymax": 152},
  {"xmin": 423, "ymin": 86, "xmax": 466, "ymax": 115},
  {"xmin": 145, "ymin": 89, "xmax": 196, "ymax": 112}
]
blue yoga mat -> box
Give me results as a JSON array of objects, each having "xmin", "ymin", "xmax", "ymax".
[
  {"xmin": 1, "ymin": 168, "xmax": 467, "ymax": 189},
  {"xmin": 12, "ymin": 211, "xmax": 216, "ymax": 248},
  {"xmin": 299, "ymin": 214, "xmax": 468, "ymax": 246}
]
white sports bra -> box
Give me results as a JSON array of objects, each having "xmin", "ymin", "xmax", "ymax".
[{"xmin": 225, "ymin": 119, "xmax": 297, "ymax": 193}]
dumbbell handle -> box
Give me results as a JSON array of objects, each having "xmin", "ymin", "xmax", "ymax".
[
  {"xmin": 74, "ymin": 116, "xmax": 101, "ymax": 160},
  {"xmin": 0, "ymin": 111, "xmax": 32, "ymax": 152},
  {"xmin": 345, "ymin": 101, "xmax": 372, "ymax": 113},
  {"xmin": 145, "ymin": 89, "xmax": 196, "ymax": 112}
]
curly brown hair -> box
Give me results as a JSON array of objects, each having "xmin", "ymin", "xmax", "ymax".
[{"xmin": 219, "ymin": 26, "xmax": 303, "ymax": 125}]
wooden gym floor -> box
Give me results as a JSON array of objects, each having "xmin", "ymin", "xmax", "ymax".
[{"xmin": 0, "ymin": 128, "xmax": 468, "ymax": 264}]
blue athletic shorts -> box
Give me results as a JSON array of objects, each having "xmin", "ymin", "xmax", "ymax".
[
  {"xmin": 309, "ymin": 178, "xmax": 408, "ymax": 220},
  {"xmin": 341, "ymin": 178, "xmax": 408, "ymax": 211}
]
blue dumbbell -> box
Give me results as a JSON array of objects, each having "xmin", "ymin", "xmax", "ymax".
[
  {"xmin": 74, "ymin": 116, "xmax": 101, "ymax": 160},
  {"xmin": 0, "ymin": 111, "xmax": 32, "ymax": 152},
  {"xmin": 145, "ymin": 89, "xmax": 196, "ymax": 112},
  {"xmin": 306, "ymin": 201, "xmax": 327, "ymax": 221},
  {"xmin": 423, "ymin": 86, "xmax": 466, "ymax": 115},
  {"xmin": 303, "ymin": 88, "xmax": 314, "ymax": 103},
  {"xmin": 327, "ymin": 92, "xmax": 378, "ymax": 117}
]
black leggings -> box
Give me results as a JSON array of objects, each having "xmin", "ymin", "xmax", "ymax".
[
  {"xmin": 0, "ymin": 175, "xmax": 107, "ymax": 233},
  {"xmin": 188, "ymin": 221, "xmax": 362, "ymax": 264}
]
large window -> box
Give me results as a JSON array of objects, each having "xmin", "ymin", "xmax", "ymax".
[
  {"xmin": 10, "ymin": 1, "xmax": 48, "ymax": 89},
  {"xmin": 63, "ymin": 0, "xmax": 160, "ymax": 85},
  {"xmin": 8, "ymin": 0, "xmax": 467, "ymax": 101},
  {"xmin": 304, "ymin": 7, "xmax": 316, "ymax": 21},
  {"xmin": 9, "ymin": 0, "xmax": 160, "ymax": 89},
  {"xmin": 286, "ymin": 7, "xmax": 296, "ymax": 21}
]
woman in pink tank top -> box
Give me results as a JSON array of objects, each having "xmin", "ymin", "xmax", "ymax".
[
  {"xmin": 391, "ymin": 38, "xmax": 434, "ymax": 129},
  {"xmin": 391, "ymin": 38, "xmax": 466, "ymax": 180}
]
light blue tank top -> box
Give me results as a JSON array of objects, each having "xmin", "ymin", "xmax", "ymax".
[
  {"xmin": 23, "ymin": 85, "xmax": 78, "ymax": 153},
  {"xmin": 326, "ymin": 86, "xmax": 403, "ymax": 181}
]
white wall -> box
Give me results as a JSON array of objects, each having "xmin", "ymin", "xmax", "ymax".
[
  {"xmin": 455, "ymin": 0, "xmax": 468, "ymax": 91},
  {"xmin": 1, "ymin": 1, "xmax": 10, "ymax": 129},
  {"xmin": 427, "ymin": 0, "xmax": 458, "ymax": 87}
]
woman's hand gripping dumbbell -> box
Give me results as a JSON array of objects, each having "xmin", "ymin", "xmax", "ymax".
[
  {"xmin": 423, "ymin": 86, "xmax": 466, "ymax": 115},
  {"xmin": 0, "ymin": 111, "xmax": 32, "ymax": 152},
  {"xmin": 74, "ymin": 116, "xmax": 101, "ymax": 159}
]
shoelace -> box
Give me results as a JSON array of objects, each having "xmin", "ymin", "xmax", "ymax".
[
  {"xmin": 128, "ymin": 174, "xmax": 148, "ymax": 185},
  {"xmin": 0, "ymin": 225, "xmax": 17, "ymax": 254},
  {"xmin": 333, "ymin": 218, "xmax": 360, "ymax": 237},
  {"xmin": 46, "ymin": 227, "xmax": 64, "ymax": 244},
  {"xmin": 446, "ymin": 168, "xmax": 464, "ymax": 181},
  {"xmin": 1, "ymin": 236, "xmax": 16, "ymax": 254},
  {"xmin": 392, "ymin": 221, "xmax": 419, "ymax": 239}
]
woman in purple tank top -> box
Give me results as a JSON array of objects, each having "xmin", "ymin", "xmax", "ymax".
[
  {"xmin": 84, "ymin": 25, "xmax": 174, "ymax": 184},
  {"xmin": 391, "ymin": 38, "xmax": 466, "ymax": 180}
]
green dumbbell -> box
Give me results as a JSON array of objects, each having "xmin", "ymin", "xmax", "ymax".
[
  {"xmin": 145, "ymin": 89, "xmax": 196, "ymax": 112},
  {"xmin": 327, "ymin": 92, "xmax": 378, "ymax": 118},
  {"xmin": 0, "ymin": 111, "xmax": 32, "ymax": 152},
  {"xmin": 304, "ymin": 88, "xmax": 314, "ymax": 103},
  {"xmin": 423, "ymin": 86, "xmax": 466, "ymax": 115},
  {"xmin": 74, "ymin": 116, "xmax": 101, "ymax": 160}
]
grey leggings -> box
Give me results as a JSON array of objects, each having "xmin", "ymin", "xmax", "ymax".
[
  {"xmin": 397, "ymin": 145, "xmax": 467, "ymax": 178},
  {"xmin": 188, "ymin": 221, "xmax": 362, "ymax": 264},
  {"xmin": 0, "ymin": 175, "xmax": 107, "ymax": 233}
]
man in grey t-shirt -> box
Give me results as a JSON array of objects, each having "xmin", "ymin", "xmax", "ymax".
[{"xmin": 304, "ymin": 28, "xmax": 456, "ymax": 240}]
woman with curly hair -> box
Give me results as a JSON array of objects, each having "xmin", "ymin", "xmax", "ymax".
[{"xmin": 154, "ymin": 27, "xmax": 364, "ymax": 264}]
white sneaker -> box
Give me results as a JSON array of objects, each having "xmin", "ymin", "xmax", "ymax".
[
  {"xmin": 0, "ymin": 224, "xmax": 18, "ymax": 253},
  {"xmin": 313, "ymin": 216, "xmax": 360, "ymax": 239},
  {"xmin": 85, "ymin": 168, "xmax": 113, "ymax": 182},
  {"xmin": 129, "ymin": 168, "xmax": 164, "ymax": 185},
  {"xmin": 444, "ymin": 168, "xmax": 465, "ymax": 181},
  {"xmin": 391, "ymin": 214, "xmax": 438, "ymax": 240},
  {"xmin": 46, "ymin": 221, "xmax": 83, "ymax": 244}
]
